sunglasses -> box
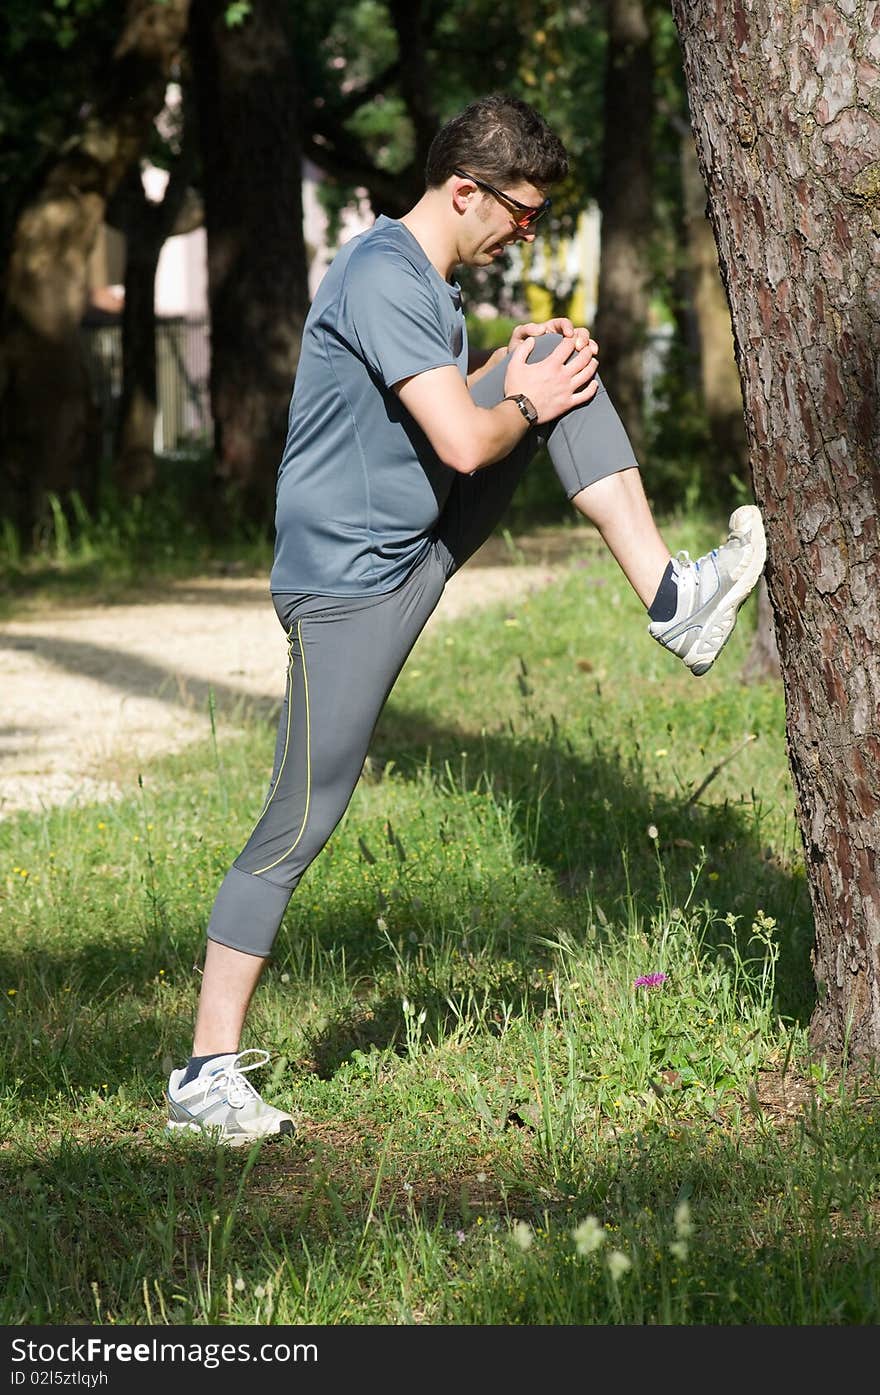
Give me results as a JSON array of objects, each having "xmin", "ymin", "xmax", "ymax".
[{"xmin": 453, "ymin": 168, "xmax": 552, "ymax": 229}]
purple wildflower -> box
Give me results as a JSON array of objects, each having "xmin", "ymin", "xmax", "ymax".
[{"xmin": 634, "ymin": 972, "xmax": 667, "ymax": 989}]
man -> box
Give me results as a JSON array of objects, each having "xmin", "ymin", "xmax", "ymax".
[{"xmin": 166, "ymin": 94, "xmax": 765, "ymax": 1144}]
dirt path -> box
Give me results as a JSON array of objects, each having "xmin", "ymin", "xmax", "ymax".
[{"xmin": 0, "ymin": 534, "xmax": 580, "ymax": 815}]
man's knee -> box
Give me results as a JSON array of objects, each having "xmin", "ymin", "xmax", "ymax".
[
  {"xmin": 470, "ymin": 332, "xmax": 573, "ymax": 410},
  {"xmin": 526, "ymin": 332, "xmax": 567, "ymax": 363}
]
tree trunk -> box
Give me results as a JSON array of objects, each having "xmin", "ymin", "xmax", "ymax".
[
  {"xmin": 741, "ymin": 577, "xmax": 781, "ymax": 685},
  {"xmin": 671, "ymin": 1, "xmax": 880, "ymax": 1060},
  {"xmin": 108, "ymin": 100, "xmax": 199, "ymax": 495},
  {"xmin": 680, "ymin": 128, "xmax": 748, "ymax": 486},
  {"xmin": 387, "ymin": 1, "xmax": 438, "ymax": 182},
  {"xmin": 594, "ymin": 0, "xmax": 654, "ymax": 457},
  {"xmin": 669, "ymin": 142, "xmax": 702, "ymax": 401},
  {"xmin": 188, "ymin": 0, "xmax": 308, "ymax": 530},
  {"xmin": 0, "ymin": 0, "xmax": 191, "ymax": 541}
]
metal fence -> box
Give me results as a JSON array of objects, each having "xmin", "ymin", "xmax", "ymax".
[
  {"xmin": 81, "ymin": 316, "xmax": 213, "ymax": 458},
  {"xmin": 81, "ymin": 315, "xmax": 674, "ymax": 462}
]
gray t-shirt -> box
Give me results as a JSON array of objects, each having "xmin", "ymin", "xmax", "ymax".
[{"xmin": 270, "ymin": 215, "xmax": 468, "ymax": 596}]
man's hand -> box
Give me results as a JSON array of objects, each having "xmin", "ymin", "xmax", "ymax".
[
  {"xmin": 503, "ymin": 333, "xmax": 599, "ymax": 425},
  {"xmin": 508, "ymin": 317, "xmax": 594, "ymax": 354},
  {"xmin": 468, "ymin": 319, "xmax": 596, "ymax": 388}
]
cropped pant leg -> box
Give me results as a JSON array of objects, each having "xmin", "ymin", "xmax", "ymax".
[{"xmin": 205, "ymin": 548, "xmax": 447, "ymax": 958}]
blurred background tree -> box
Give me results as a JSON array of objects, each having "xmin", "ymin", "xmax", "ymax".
[
  {"xmin": 0, "ymin": 0, "xmax": 748, "ymax": 550},
  {"xmin": 189, "ymin": 0, "xmax": 308, "ymax": 528},
  {"xmin": 0, "ymin": 0, "xmax": 192, "ymax": 542}
]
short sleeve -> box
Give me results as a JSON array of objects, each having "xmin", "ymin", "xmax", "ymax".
[{"xmin": 340, "ymin": 247, "xmax": 455, "ymax": 388}]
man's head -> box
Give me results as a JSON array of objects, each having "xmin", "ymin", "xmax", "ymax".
[
  {"xmin": 423, "ymin": 95, "xmax": 568, "ymax": 268},
  {"xmin": 426, "ymin": 94, "xmax": 569, "ymax": 194}
]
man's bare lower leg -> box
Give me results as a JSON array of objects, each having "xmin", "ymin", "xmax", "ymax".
[
  {"xmin": 191, "ymin": 938, "xmax": 266, "ymax": 1056},
  {"xmin": 570, "ymin": 467, "xmax": 671, "ymax": 608}
]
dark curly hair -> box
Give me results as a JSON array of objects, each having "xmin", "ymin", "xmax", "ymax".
[{"xmin": 425, "ymin": 94, "xmax": 568, "ymax": 192}]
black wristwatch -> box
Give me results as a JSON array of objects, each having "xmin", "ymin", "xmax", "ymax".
[{"xmin": 503, "ymin": 393, "xmax": 538, "ymax": 426}]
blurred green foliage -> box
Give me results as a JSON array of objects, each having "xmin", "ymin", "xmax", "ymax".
[{"xmin": 2, "ymin": 0, "xmax": 739, "ymax": 544}]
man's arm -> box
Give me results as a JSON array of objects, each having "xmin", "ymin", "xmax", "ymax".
[
  {"xmin": 397, "ymin": 365, "xmax": 529, "ymax": 474},
  {"xmin": 396, "ymin": 335, "xmax": 599, "ymax": 475}
]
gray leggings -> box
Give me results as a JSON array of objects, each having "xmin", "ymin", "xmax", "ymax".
[{"xmin": 207, "ymin": 336, "xmax": 638, "ymax": 956}]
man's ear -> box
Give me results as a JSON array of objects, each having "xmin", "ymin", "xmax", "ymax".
[{"xmin": 451, "ymin": 175, "xmax": 475, "ymax": 216}]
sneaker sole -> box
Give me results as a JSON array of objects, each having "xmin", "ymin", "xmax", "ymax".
[
  {"xmin": 687, "ymin": 506, "xmax": 767, "ymax": 676},
  {"xmin": 165, "ymin": 1118, "xmax": 296, "ymax": 1147}
]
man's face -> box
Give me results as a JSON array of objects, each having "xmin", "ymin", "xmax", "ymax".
[{"xmin": 461, "ymin": 177, "xmax": 548, "ymax": 267}]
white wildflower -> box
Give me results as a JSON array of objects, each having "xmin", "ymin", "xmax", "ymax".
[
  {"xmin": 512, "ymin": 1221, "xmax": 533, "ymax": 1251},
  {"xmin": 606, "ymin": 1249, "xmax": 632, "ymax": 1282},
  {"xmin": 572, "ymin": 1215, "xmax": 605, "ymax": 1255},
  {"xmin": 674, "ymin": 1199, "xmax": 694, "ymax": 1239}
]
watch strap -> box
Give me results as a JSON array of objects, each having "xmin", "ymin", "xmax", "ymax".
[{"xmin": 503, "ymin": 393, "xmax": 537, "ymax": 425}]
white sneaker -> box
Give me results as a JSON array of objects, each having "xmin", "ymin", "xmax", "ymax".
[
  {"xmin": 166, "ymin": 1049, "xmax": 296, "ymax": 1147},
  {"xmin": 648, "ymin": 505, "xmax": 767, "ymax": 676}
]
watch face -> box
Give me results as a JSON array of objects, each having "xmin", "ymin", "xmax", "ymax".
[{"xmin": 506, "ymin": 394, "xmax": 535, "ymax": 423}]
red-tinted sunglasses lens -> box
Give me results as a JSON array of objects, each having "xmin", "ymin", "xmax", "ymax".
[{"xmin": 517, "ymin": 201, "xmax": 550, "ymax": 229}]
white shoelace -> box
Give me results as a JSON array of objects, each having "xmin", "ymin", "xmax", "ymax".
[
  {"xmin": 675, "ymin": 547, "xmax": 719, "ymax": 573},
  {"xmin": 672, "ymin": 551, "xmax": 697, "ymax": 596},
  {"xmin": 202, "ymin": 1048, "xmax": 270, "ymax": 1109}
]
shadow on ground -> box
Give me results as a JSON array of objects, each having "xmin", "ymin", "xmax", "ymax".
[
  {"xmin": 0, "ymin": 685, "xmax": 814, "ymax": 1094},
  {"xmin": 1, "ymin": 1089, "xmax": 876, "ymax": 1324}
]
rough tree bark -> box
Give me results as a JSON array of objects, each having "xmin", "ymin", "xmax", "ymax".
[
  {"xmin": 188, "ymin": 0, "xmax": 309, "ymax": 529},
  {"xmin": 594, "ymin": 0, "xmax": 654, "ymax": 457},
  {"xmin": 671, "ymin": 1, "xmax": 880, "ymax": 1059},
  {"xmin": 0, "ymin": 0, "xmax": 191, "ymax": 540}
]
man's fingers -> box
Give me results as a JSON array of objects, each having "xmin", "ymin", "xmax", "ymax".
[
  {"xmin": 512, "ymin": 335, "xmax": 535, "ymax": 360},
  {"xmin": 563, "ymin": 341, "xmax": 597, "ymax": 369},
  {"xmin": 570, "ymin": 358, "xmax": 600, "ymax": 392},
  {"xmin": 553, "ymin": 334, "xmax": 581, "ymax": 359},
  {"xmin": 570, "ymin": 377, "xmax": 598, "ymax": 399},
  {"xmin": 572, "ymin": 350, "xmax": 599, "ymax": 376},
  {"xmin": 562, "ymin": 380, "xmax": 600, "ymax": 411}
]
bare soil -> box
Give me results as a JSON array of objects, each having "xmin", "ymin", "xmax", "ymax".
[{"xmin": 0, "ymin": 528, "xmax": 589, "ymax": 816}]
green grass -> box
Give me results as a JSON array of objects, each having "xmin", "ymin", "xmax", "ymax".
[
  {"xmin": 1, "ymin": 519, "xmax": 878, "ymax": 1326},
  {"xmin": 0, "ymin": 479, "xmax": 274, "ymax": 620}
]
